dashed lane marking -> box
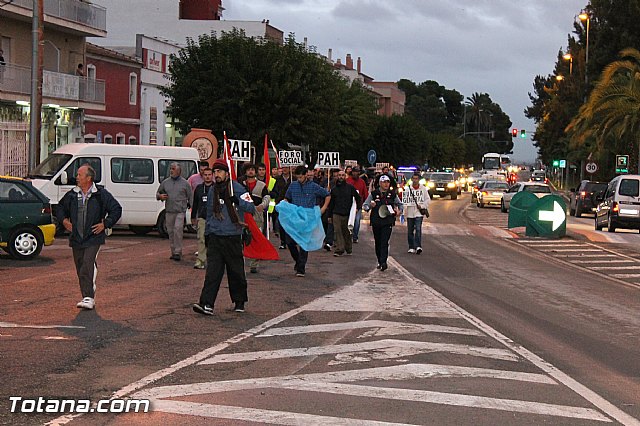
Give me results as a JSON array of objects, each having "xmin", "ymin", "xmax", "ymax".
[{"xmin": 0, "ymin": 321, "xmax": 85, "ymax": 329}]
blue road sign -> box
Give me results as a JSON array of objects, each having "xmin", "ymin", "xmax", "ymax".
[{"xmin": 367, "ymin": 150, "xmax": 377, "ymax": 166}]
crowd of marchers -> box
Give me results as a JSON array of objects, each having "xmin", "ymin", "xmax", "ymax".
[{"xmin": 55, "ymin": 160, "xmax": 431, "ymax": 316}]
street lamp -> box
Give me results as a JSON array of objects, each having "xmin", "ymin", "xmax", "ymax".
[
  {"xmin": 556, "ymin": 75, "xmax": 564, "ymax": 81},
  {"xmin": 579, "ymin": 12, "xmax": 590, "ymax": 89},
  {"xmin": 562, "ymin": 53, "xmax": 573, "ymax": 75}
]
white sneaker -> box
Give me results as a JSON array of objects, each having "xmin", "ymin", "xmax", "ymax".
[
  {"xmin": 416, "ymin": 247, "xmax": 423, "ymax": 254},
  {"xmin": 76, "ymin": 297, "xmax": 95, "ymax": 310},
  {"xmin": 407, "ymin": 249, "xmax": 415, "ymax": 254}
]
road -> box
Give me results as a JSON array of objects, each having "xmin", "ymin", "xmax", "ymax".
[{"xmin": 1, "ymin": 192, "xmax": 639, "ymax": 425}]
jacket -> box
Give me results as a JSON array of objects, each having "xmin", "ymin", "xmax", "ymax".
[
  {"xmin": 191, "ymin": 182, "xmax": 214, "ymax": 220},
  {"xmin": 57, "ymin": 184, "xmax": 122, "ymax": 248},
  {"xmin": 346, "ymin": 176, "xmax": 369, "ymax": 203},
  {"xmin": 205, "ymin": 180, "xmax": 256, "ymax": 237},
  {"xmin": 363, "ymin": 188, "xmax": 403, "ymax": 227},
  {"xmin": 327, "ymin": 180, "xmax": 362, "ymax": 217},
  {"xmin": 156, "ymin": 176, "xmax": 193, "ymax": 213},
  {"xmin": 271, "ymin": 175, "xmax": 289, "ymax": 203},
  {"xmin": 239, "ymin": 177, "xmax": 271, "ymax": 223}
]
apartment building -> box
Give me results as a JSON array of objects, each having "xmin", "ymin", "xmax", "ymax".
[{"xmin": 0, "ymin": 0, "xmax": 107, "ymax": 174}]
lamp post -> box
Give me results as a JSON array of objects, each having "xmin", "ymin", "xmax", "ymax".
[
  {"xmin": 562, "ymin": 53, "xmax": 573, "ymax": 75},
  {"xmin": 579, "ymin": 12, "xmax": 590, "ymax": 89}
]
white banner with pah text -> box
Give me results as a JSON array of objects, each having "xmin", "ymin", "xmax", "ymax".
[
  {"xmin": 278, "ymin": 150, "xmax": 305, "ymax": 167},
  {"xmin": 316, "ymin": 152, "xmax": 340, "ymax": 169},
  {"xmin": 229, "ymin": 139, "xmax": 252, "ymax": 161}
]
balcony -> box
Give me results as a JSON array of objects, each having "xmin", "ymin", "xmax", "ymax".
[
  {"xmin": 0, "ymin": 63, "xmax": 105, "ymax": 107},
  {"xmin": 2, "ymin": 0, "xmax": 107, "ymax": 35}
]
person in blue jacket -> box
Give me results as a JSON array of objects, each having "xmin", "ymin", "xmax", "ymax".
[{"xmin": 193, "ymin": 159, "xmax": 256, "ymax": 316}]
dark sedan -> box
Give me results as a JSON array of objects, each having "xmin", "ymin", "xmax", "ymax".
[{"xmin": 570, "ymin": 180, "xmax": 608, "ymax": 217}]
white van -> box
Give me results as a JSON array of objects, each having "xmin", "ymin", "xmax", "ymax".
[
  {"xmin": 29, "ymin": 144, "xmax": 200, "ymax": 236},
  {"xmin": 595, "ymin": 174, "xmax": 640, "ymax": 232}
]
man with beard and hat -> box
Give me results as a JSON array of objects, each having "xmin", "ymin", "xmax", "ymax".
[
  {"xmin": 193, "ymin": 159, "xmax": 256, "ymax": 315},
  {"xmin": 327, "ymin": 169, "xmax": 362, "ymax": 257},
  {"xmin": 239, "ymin": 163, "xmax": 270, "ymax": 273},
  {"xmin": 363, "ymin": 174, "xmax": 403, "ymax": 271}
]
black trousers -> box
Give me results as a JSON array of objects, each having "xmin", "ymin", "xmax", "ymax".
[
  {"xmin": 372, "ymin": 225, "xmax": 393, "ymax": 265},
  {"xmin": 199, "ymin": 234, "xmax": 248, "ymax": 307},
  {"xmin": 282, "ymin": 228, "xmax": 308, "ymax": 274}
]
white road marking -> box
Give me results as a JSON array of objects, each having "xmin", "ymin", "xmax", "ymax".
[
  {"xmin": 589, "ymin": 266, "xmax": 640, "ymax": 270},
  {"xmin": 198, "ymin": 339, "xmax": 518, "ymax": 365},
  {"xmin": 612, "ymin": 273, "xmax": 640, "ymax": 278},
  {"xmin": 40, "ymin": 336, "xmax": 75, "ymax": 340},
  {"xmin": 0, "ymin": 321, "xmax": 85, "ymax": 329},
  {"xmin": 563, "ymin": 254, "xmax": 617, "ymax": 258},
  {"xmin": 387, "ymin": 257, "xmax": 639, "ymax": 426},
  {"xmin": 542, "ymin": 248, "xmax": 604, "ymax": 252},
  {"xmin": 257, "ymin": 320, "xmax": 482, "ymax": 338},
  {"xmin": 520, "ymin": 244, "xmax": 585, "ymax": 248},
  {"xmin": 572, "ymin": 259, "xmax": 634, "ymax": 264},
  {"xmin": 153, "ymin": 400, "xmax": 409, "ymax": 426}
]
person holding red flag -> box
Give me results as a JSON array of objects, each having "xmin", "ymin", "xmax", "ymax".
[{"xmin": 193, "ymin": 159, "xmax": 256, "ymax": 315}]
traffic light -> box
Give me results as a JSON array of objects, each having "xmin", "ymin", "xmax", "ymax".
[
  {"xmin": 512, "ymin": 128, "xmax": 518, "ymax": 138},
  {"xmin": 520, "ymin": 129, "xmax": 526, "ymax": 138}
]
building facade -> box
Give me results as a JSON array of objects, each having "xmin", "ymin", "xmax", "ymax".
[
  {"xmin": 0, "ymin": 0, "xmax": 107, "ymax": 174},
  {"xmin": 83, "ymin": 43, "xmax": 141, "ymax": 145}
]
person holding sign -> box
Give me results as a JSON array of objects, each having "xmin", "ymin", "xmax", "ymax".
[
  {"xmin": 327, "ymin": 170, "xmax": 362, "ymax": 257},
  {"xmin": 363, "ymin": 175, "xmax": 403, "ymax": 271},
  {"xmin": 404, "ymin": 172, "xmax": 431, "ymax": 254}
]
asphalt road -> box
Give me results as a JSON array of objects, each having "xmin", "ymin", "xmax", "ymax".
[{"xmin": 1, "ymin": 192, "xmax": 638, "ymax": 425}]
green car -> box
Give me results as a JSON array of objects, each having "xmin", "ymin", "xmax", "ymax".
[{"xmin": 0, "ymin": 175, "xmax": 56, "ymax": 260}]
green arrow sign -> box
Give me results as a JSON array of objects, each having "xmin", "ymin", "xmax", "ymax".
[{"xmin": 525, "ymin": 195, "xmax": 567, "ymax": 237}]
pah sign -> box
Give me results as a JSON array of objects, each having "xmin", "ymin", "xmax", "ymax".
[
  {"xmin": 316, "ymin": 152, "xmax": 340, "ymax": 169},
  {"xmin": 229, "ymin": 139, "xmax": 252, "ymax": 161}
]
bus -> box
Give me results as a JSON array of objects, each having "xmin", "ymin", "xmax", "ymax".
[{"xmin": 482, "ymin": 153, "xmax": 511, "ymax": 171}]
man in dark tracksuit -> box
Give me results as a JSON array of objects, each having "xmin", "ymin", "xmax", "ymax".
[
  {"xmin": 327, "ymin": 170, "xmax": 361, "ymax": 256},
  {"xmin": 271, "ymin": 169, "xmax": 289, "ymax": 249},
  {"xmin": 193, "ymin": 159, "xmax": 256, "ymax": 315},
  {"xmin": 57, "ymin": 164, "xmax": 122, "ymax": 310}
]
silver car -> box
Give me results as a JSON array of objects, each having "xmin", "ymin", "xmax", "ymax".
[
  {"xmin": 501, "ymin": 182, "xmax": 552, "ymax": 213},
  {"xmin": 476, "ymin": 181, "xmax": 510, "ymax": 208}
]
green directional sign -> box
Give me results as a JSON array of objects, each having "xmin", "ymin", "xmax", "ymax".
[
  {"xmin": 615, "ymin": 154, "xmax": 629, "ymax": 174},
  {"xmin": 507, "ymin": 191, "xmax": 539, "ymax": 228},
  {"xmin": 525, "ymin": 195, "xmax": 567, "ymax": 237}
]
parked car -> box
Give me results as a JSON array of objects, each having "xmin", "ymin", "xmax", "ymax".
[
  {"xmin": 501, "ymin": 182, "xmax": 553, "ymax": 213},
  {"xmin": 476, "ymin": 181, "xmax": 510, "ymax": 208},
  {"xmin": 570, "ymin": 180, "xmax": 608, "ymax": 217},
  {"xmin": 595, "ymin": 175, "xmax": 640, "ymax": 233},
  {"xmin": 0, "ymin": 176, "xmax": 56, "ymax": 260},
  {"xmin": 425, "ymin": 172, "xmax": 458, "ymax": 199}
]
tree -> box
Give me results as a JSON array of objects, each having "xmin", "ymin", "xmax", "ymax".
[
  {"xmin": 163, "ymin": 30, "xmax": 377, "ymax": 156},
  {"xmin": 566, "ymin": 48, "xmax": 640, "ymax": 172}
]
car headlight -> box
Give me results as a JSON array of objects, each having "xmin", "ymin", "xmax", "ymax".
[
  {"xmin": 459, "ymin": 178, "xmax": 466, "ymax": 184},
  {"xmin": 419, "ymin": 179, "xmax": 427, "ymax": 186},
  {"xmin": 427, "ymin": 182, "xmax": 435, "ymax": 188},
  {"xmin": 447, "ymin": 182, "xmax": 456, "ymax": 188}
]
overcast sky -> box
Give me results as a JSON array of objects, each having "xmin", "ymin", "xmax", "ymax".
[{"xmin": 93, "ymin": 0, "xmax": 588, "ymax": 163}]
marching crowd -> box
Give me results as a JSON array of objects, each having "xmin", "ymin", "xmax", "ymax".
[{"xmin": 55, "ymin": 159, "xmax": 431, "ymax": 315}]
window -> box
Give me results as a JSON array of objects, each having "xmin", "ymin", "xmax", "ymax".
[
  {"xmin": 84, "ymin": 134, "xmax": 96, "ymax": 143},
  {"xmin": 116, "ymin": 133, "xmax": 125, "ymax": 145},
  {"xmin": 129, "ymin": 136, "xmax": 138, "ymax": 145},
  {"xmin": 619, "ymin": 179, "xmax": 639, "ymax": 197},
  {"xmin": 111, "ymin": 158, "xmax": 154, "ymax": 184},
  {"xmin": 129, "ymin": 73, "xmax": 138, "ymax": 105},
  {"xmin": 61, "ymin": 157, "xmax": 102, "ymax": 185},
  {"xmin": 158, "ymin": 160, "xmax": 197, "ymax": 181},
  {"xmin": 104, "ymin": 135, "xmax": 113, "ymax": 144},
  {"xmin": 0, "ymin": 182, "xmax": 39, "ymax": 202},
  {"xmin": 86, "ymin": 64, "xmax": 96, "ymax": 80}
]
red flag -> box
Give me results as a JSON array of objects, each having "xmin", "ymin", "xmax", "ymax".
[
  {"xmin": 263, "ymin": 133, "xmax": 272, "ymax": 189},
  {"xmin": 223, "ymin": 131, "xmax": 237, "ymax": 181},
  {"xmin": 243, "ymin": 212, "xmax": 279, "ymax": 260},
  {"xmin": 270, "ymin": 139, "xmax": 281, "ymax": 168}
]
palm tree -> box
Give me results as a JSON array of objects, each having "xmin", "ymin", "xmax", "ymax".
[
  {"xmin": 465, "ymin": 93, "xmax": 493, "ymax": 133},
  {"xmin": 567, "ymin": 48, "xmax": 640, "ymax": 171}
]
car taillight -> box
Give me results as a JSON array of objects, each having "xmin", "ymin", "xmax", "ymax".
[
  {"xmin": 580, "ymin": 191, "xmax": 587, "ymax": 197},
  {"xmin": 544, "ymin": 178, "xmax": 549, "ymax": 183},
  {"xmin": 42, "ymin": 205, "xmax": 52, "ymax": 215},
  {"xmin": 612, "ymin": 202, "xmax": 619, "ymax": 213},
  {"xmin": 481, "ymin": 191, "xmax": 488, "ymax": 196}
]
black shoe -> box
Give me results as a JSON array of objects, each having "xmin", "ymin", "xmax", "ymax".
[
  {"xmin": 279, "ymin": 243, "xmax": 287, "ymax": 249},
  {"xmin": 333, "ymin": 251, "xmax": 344, "ymax": 257},
  {"xmin": 323, "ymin": 243, "xmax": 331, "ymax": 251},
  {"xmin": 171, "ymin": 254, "xmax": 181, "ymax": 261},
  {"xmin": 250, "ymin": 267, "xmax": 258, "ymax": 273},
  {"xmin": 295, "ymin": 271, "xmax": 305, "ymax": 277},
  {"xmin": 380, "ymin": 263, "xmax": 388, "ymax": 271},
  {"xmin": 353, "ymin": 239, "xmax": 358, "ymax": 243},
  {"xmin": 234, "ymin": 302, "xmax": 245, "ymax": 312},
  {"xmin": 193, "ymin": 303, "xmax": 213, "ymax": 315},
  {"xmin": 376, "ymin": 264, "xmax": 381, "ymax": 270}
]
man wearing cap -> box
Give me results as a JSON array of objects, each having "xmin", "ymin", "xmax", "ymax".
[
  {"xmin": 363, "ymin": 174, "xmax": 403, "ymax": 271},
  {"xmin": 193, "ymin": 159, "xmax": 256, "ymax": 315},
  {"xmin": 346, "ymin": 167, "xmax": 368, "ymax": 243},
  {"xmin": 157, "ymin": 162, "xmax": 193, "ymax": 261}
]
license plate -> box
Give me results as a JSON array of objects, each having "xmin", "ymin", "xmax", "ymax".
[
  {"xmin": 436, "ymin": 188, "xmax": 445, "ymax": 191},
  {"xmin": 492, "ymin": 192, "xmax": 502, "ymax": 196},
  {"xmin": 620, "ymin": 208, "xmax": 638, "ymax": 215}
]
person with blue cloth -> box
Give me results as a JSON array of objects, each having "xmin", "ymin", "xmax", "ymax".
[
  {"xmin": 193, "ymin": 159, "xmax": 256, "ymax": 315},
  {"xmin": 281, "ymin": 165, "xmax": 331, "ymax": 277}
]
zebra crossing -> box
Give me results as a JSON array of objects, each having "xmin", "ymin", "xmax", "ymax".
[{"xmin": 510, "ymin": 238, "xmax": 640, "ymax": 289}]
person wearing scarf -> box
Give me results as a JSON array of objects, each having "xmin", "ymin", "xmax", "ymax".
[{"xmin": 193, "ymin": 160, "xmax": 256, "ymax": 316}]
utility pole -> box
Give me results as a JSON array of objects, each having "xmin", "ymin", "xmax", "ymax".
[{"xmin": 28, "ymin": 0, "xmax": 43, "ymax": 171}]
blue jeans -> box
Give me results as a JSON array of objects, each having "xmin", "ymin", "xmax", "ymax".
[
  {"xmin": 407, "ymin": 216, "xmax": 423, "ymax": 249},
  {"xmin": 352, "ymin": 209, "xmax": 362, "ymax": 241}
]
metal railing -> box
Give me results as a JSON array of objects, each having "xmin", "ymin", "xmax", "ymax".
[
  {"xmin": 0, "ymin": 63, "xmax": 105, "ymax": 104},
  {"xmin": 7, "ymin": 0, "xmax": 107, "ymax": 32}
]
